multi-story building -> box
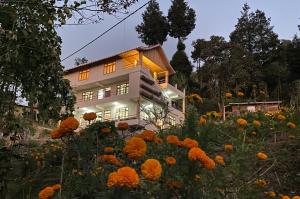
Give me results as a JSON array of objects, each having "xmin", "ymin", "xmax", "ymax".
[{"xmin": 64, "ymin": 45, "xmax": 185, "ymax": 129}]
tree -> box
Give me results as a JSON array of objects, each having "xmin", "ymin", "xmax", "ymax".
[
  {"xmin": 136, "ymin": 0, "xmax": 169, "ymax": 45},
  {"xmin": 75, "ymin": 57, "xmax": 88, "ymax": 66},
  {"xmin": 170, "ymin": 41, "xmax": 193, "ymax": 85},
  {"xmin": 167, "ymin": 0, "xmax": 196, "ymax": 40}
]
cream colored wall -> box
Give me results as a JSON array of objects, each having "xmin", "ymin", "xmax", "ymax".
[{"xmin": 143, "ymin": 49, "xmax": 166, "ymax": 70}]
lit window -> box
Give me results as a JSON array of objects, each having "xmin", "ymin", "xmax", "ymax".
[
  {"xmin": 168, "ymin": 115, "xmax": 176, "ymax": 126},
  {"xmin": 116, "ymin": 107, "xmax": 128, "ymax": 120},
  {"xmin": 79, "ymin": 70, "xmax": 89, "ymax": 80},
  {"xmin": 98, "ymin": 87, "xmax": 111, "ymax": 99},
  {"xmin": 104, "ymin": 110, "xmax": 111, "ymax": 121},
  {"xmin": 82, "ymin": 91, "xmax": 93, "ymax": 101},
  {"xmin": 117, "ymin": 83, "xmax": 129, "ymax": 95},
  {"xmin": 96, "ymin": 112, "xmax": 103, "ymax": 122},
  {"xmin": 104, "ymin": 62, "xmax": 116, "ymax": 74}
]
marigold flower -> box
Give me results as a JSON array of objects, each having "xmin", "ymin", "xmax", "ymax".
[
  {"xmin": 194, "ymin": 175, "xmax": 201, "ymax": 182},
  {"xmin": 51, "ymin": 184, "xmax": 61, "ymax": 191},
  {"xmin": 166, "ymin": 135, "xmax": 180, "ymax": 144},
  {"xmin": 236, "ymin": 118, "xmax": 247, "ymax": 126},
  {"xmin": 165, "ymin": 179, "xmax": 182, "ymax": 189},
  {"xmin": 38, "ymin": 186, "xmax": 54, "ymax": 199},
  {"xmin": 50, "ymin": 128, "xmax": 66, "ymax": 139},
  {"xmin": 188, "ymin": 147, "xmax": 207, "ymax": 161},
  {"xmin": 104, "ymin": 147, "xmax": 114, "ymax": 153},
  {"xmin": 140, "ymin": 130, "xmax": 156, "ymax": 142},
  {"xmin": 255, "ymin": 179, "xmax": 267, "ymax": 187},
  {"xmin": 188, "ymin": 93, "xmax": 203, "ymax": 103},
  {"xmin": 141, "ymin": 159, "xmax": 162, "ymax": 181},
  {"xmin": 202, "ymin": 158, "xmax": 216, "ymax": 170},
  {"xmin": 277, "ymin": 114, "xmax": 286, "ymax": 121},
  {"xmin": 107, "ymin": 167, "xmax": 140, "ymax": 188},
  {"xmin": 224, "ymin": 144, "xmax": 233, "ymax": 152},
  {"xmin": 265, "ymin": 191, "xmax": 276, "ymax": 198},
  {"xmin": 237, "ymin": 91, "xmax": 244, "ymax": 97},
  {"xmin": 251, "ymin": 131, "xmax": 257, "ymax": 136},
  {"xmin": 199, "ymin": 116, "xmax": 206, "ymax": 125},
  {"xmin": 165, "ymin": 156, "xmax": 176, "ymax": 165},
  {"xmin": 183, "ymin": 138, "xmax": 199, "ymax": 148},
  {"xmin": 177, "ymin": 141, "xmax": 185, "ymax": 147},
  {"xmin": 225, "ymin": 92, "xmax": 232, "ymax": 98},
  {"xmin": 281, "ymin": 196, "xmax": 291, "ymax": 199},
  {"xmin": 253, "ymin": 120, "xmax": 261, "ymax": 127},
  {"xmin": 256, "ymin": 152, "xmax": 268, "ymax": 160},
  {"xmin": 154, "ymin": 137, "xmax": 163, "ymax": 144},
  {"xmin": 59, "ymin": 117, "xmax": 79, "ymax": 131},
  {"xmin": 287, "ymin": 122, "xmax": 296, "ymax": 129},
  {"xmin": 117, "ymin": 122, "xmax": 129, "ymax": 130},
  {"xmin": 292, "ymin": 196, "xmax": 300, "ymax": 199},
  {"xmin": 123, "ymin": 137, "xmax": 147, "ymax": 160},
  {"xmin": 98, "ymin": 155, "xmax": 122, "ymax": 167},
  {"xmin": 101, "ymin": 127, "xmax": 111, "ymax": 134},
  {"xmin": 214, "ymin": 155, "xmax": 225, "ymax": 165},
  {"xmin": 83, "ymin": 112, "xmax": 97, "ymax": 121}
]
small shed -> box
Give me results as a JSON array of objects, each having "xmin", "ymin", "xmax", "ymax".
[{"xmin": 228, "ymin": 101, "xmax": 282, "ymax": 115}]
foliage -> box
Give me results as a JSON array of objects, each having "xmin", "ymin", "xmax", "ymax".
[
  {"xmin": 135, "ymin": 0, "xmax": 169, "ymax": 45},
  {"xmin": 74, "ymin": 57, "xmax": 88, "ymax": 66}
]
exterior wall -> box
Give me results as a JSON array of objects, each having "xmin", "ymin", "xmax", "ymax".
[{"xmin": 231, "ymin": 104, "xmax": 280, "ymax": 115}]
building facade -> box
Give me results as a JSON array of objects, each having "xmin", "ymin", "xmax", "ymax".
[{"xmin": 64, "ymin": 45, "xmax": 185, "ymax": 129}]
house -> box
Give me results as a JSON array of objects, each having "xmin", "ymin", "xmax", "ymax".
[
  {"xmin": 228, "ymin": 101, "xmax": 282, "ymax": 115},
  {"xmin": 63, "ymin": 45, "xmax": 185, "ymax": 129}
]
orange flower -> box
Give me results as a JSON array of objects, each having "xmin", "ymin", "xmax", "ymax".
[
  {"xmin": 188, "ymin": 147, "xmax": 207, "ymax": 161},
  {"xmin": 277, "ymin": 114, "xmax": 286, "ymax": 122},
  {"xmin": 50, "ymin": 128, "xmax": 66, "ymax": 139},
  {"xmin": 166, "ymin": 135, "xmax": 180, "ymax": 144},
  {"xmin": 237, "ymin": 91, "xmax": 244, "ymax": 97},
  {"xmin": 253, "ymin": 120, "xmax": 261, "ymax": 127},
  {"xmin": 83, "ymin": 112, "xmax": 97, "ymax": 121},
  {"xmin": 251, "ymin": 131, "xmax": 257, "ymax": 136},
  {"xmin": 226, "ymin": 92, "xmax": 232, "ymax": 98},
  {"xmin": 202, "ymin": 158, "xmax": 216, "ymax": 170},
  {"xmin": 165, "ymin": 156, "xmax": 176, "ymax": 165},
  {"xmin": 292, "ymin": 196, "xmax": 300, "ymax": 199},
  {"xmin": 101, "ymin": 127, "xmax": 111, "ymax": 134},
  {"xmin": 255, "ymin": 179, "xmax": 267, "ymax": 187},
  {"xmin": 98, "ymin": 154, "xmax": 122, "ymax": 166},
  {"xmin": 51, "ymin": 184, "xmax": 61, "ymax": 191},
  {"xmin": 256, "ymin": 152, "xmax": 268, "ymax": 160},
  {"xmin": 236, "ymin": 118, "xmax": 247, "ymax": 126},
  {"xmin": 281, "ymin": 196, "xmax": 291, "ymax": 199},
  {"xmin": 287, "ymin": 122, "xmax": 296, "ymax": 129},
  {"xmin": 265, "ymin": 191, "xmax": 276, "ymax": 198},
  {"xmin": 123, "ymin": 137, "xmax": 147, "ymax": 160},
  {"xmin": 107, "ymin": 167, "xmax": 140, "ymax": 188},
  {"xmin": 141, "ymin": 159, "xmax": 162, "ymax": 181},
  {"xmin": 117, "ymin": 122, "xmax": 129, "ymax": 130},
  {"xmin": 177, "ymin": 141, "xmax": 185, "ymax": 147},
  {"xmin": 194, "ymin": 175, "xmax": 201, "ymax": 182},
  {"xmin": 214, "ymin": 155, "xmax": 225, "ymax": 165},
  {"xmin": 140, "ymin": 130, "xmax": 156, "ymax": 142},
  {"xmin": 104, "ymin": 147, "xmax": 114, "ymax": 153},
  {"xmin": 154, "ymin": 137, "xmax": 163, "ymax": 144},
  {"xmin": 199, "ymin": 116, "xmax": 206, "ymax": 125},
  {"xmin": 38, "ymin": 186, "xmax": 54, "ymax": 199},
  {"xmin": 59, "ymin": 117, "xmax": 79, "ymax": 131},
  {"xmin": 224, "ymin": 144, "xmax": 233, "ymax": 152},
  {"xmin": 183, "ymin": 138, "xmax": 199, "ymax": 148}
]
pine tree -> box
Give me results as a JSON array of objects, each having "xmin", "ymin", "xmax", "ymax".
[
  {"xmin": 167, "ymin": 0, "xmax": 196, "ymax": 40},
  {"xmin": 135, "ymin": 0, "xmax": 169, "ymax": 45}
]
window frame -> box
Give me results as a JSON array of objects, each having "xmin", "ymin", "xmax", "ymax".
[
  {"xmin": 103, "ymin": 62, "xmax": 116, "ymax": 75},
  {"xmin": 103, "ymin": 110, "xmax": 111, "ymax": 121},
  {"xmin": 116, "ymin": 82, "xmax": 129, "ymax": 95},
  {"xmin": 79, "ymin": 70, "xmax": 89, "ymax": 80},
  {"xmin": 82, "ymin": 91, "xmax": 93, "ymax": 101},
  {"xmin": 116, "ymin": 107, "xmax": 129, "ymax": 120}
]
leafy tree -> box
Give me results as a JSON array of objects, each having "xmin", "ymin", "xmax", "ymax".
[
  {"xmin": 75, "ymin": 57, "xmax": 88, "ymax": 66},
  {"xmin": 167, "ymin": 0, "xmax": 196, "ymax": 40},
  {"xmin": 135, "ymin": 0, "xmax": 169, "ymax": 45}
]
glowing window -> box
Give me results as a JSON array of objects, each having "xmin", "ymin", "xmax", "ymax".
[
  {"xmin": 104, "ymin": 110, "xmax": 111, "ymax": 121},
  {"xmin": 82, "ymin": 91, "xmax": 93, "ymax": 101},
  {"xmin": 117, "ymin": 83, "xmax": 129, "ymax": 95},
  {"xmin": 116, "ymin": 107, "xmax": 129, "ymax": 120},
  {"xmin": 104, "ymin": 62, "xmax": 116, "ymax": 74},
  {"xmin": 79, "ymin": 70, "xmax": 89, "ymax": 80}
]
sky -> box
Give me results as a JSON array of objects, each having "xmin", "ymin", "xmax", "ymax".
[{"xmin": 58, "ymin": 0, "xmax": 300, "ymax": 69}]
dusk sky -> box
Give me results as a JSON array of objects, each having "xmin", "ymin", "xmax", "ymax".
[{"xmin": 58, "ymin": 0, "xmax": 300, "ymax": 69}]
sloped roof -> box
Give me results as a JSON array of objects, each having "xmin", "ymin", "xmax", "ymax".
[{"xmin": 64, "ymin": 44, "xmax": 175, "ymax": 75}]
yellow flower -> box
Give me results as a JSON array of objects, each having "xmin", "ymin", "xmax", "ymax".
[
  {"xmin": 255, "ymin": 179, "xmax": 267, "ymax": 187},
  {"xmin": 225, "ymin": 92, "xmax": 232, "ymax": 98},
  {"xmin": 253, "ymin": 120, "xmax": 261, "ymax": 127},
  {"xmin": 165, "ymin": 156, "xmax": 176, "ymax": 165},
  {"xmin": 265, "ymin": 191, "xmax": 276, "ymax": 198},
  {"xmin": 199, "ymin": 116, "xmax": 206, "ymax": 125},
  {"xmin": 277, "ymin": 114, "xmax": 286, "ymax": 121},
  {"xmin": 236, "ymin": 118, "xmax": 247, "ymax": 126},
  {"xmin": 166, "ymin": 135, "xmax": 180, "ymax": 144},
  {"xmin": 224, "ymin": 144, "xmax": 233, "ymax": 152},
  {"xmin": 183, "ymin": 138, "xmax": 199, "ymax": 149},
  {"xmin": 107, "ymin": 167, "xmax": 139, "ymax": 188},
  {"xmin": 214, "ymin": 155, "xmax": 225, "ymax": 165},
  {"xmin": 123, "ymin": 137, "xmax": 147, "ymax": 160},
  {"xmin": 237, "ymin": 91, "xmax": 244, "ymax": 97},
  {"xmin": 141, "ymin": 159, "xmax": 162, "ymax": 181},
  {"xmin": 83, "ymin": 112, "xmax": 97, "ymax": 121},
  {"xmin": 38, "ymin": 187, "xmax": 54, "ymax": 199},
  {"xmin": 287, "ymin": 122, "xmax": 296, "ymax": 129},
  {"xmin": 117, "ymin": 122, "xmax": 129, "ymax": 130},
  {"xmin": 256, "ymin": 152, "xmax": 268, "ymax": 160}
]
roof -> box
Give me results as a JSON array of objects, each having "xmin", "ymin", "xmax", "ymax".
[
  {"xmin": 64, "ymin": 44, "xmax": 175, "ymax": 75},
  {"xmin": 229, "ymin": 101, "xmax": 282, "ymax": 106}
]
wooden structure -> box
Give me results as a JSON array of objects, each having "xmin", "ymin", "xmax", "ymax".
[{"xmin": 228, "ymin": 101, "xmax": 282, "ymax": 115}]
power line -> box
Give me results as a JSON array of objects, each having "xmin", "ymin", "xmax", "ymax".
[{"xmin": 61, "ymin": 1, "xmax": 150, "ymax": 62}]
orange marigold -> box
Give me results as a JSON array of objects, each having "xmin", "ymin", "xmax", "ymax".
[
  {"xmin": 101, "ymin": 127, "xmax": 112, "ymax": 134},
  {"xmin": 140, "ymin": 130, "xmax": 156, "ymax": 142},
  {"xmin": 281, "ymin": 196, "xmax": 291, "ymax": 199},
  {"xmin": 292, "ymin": 196, "xmax": 300, "ymax": 199},
  {"xmin": 50, "ymin": 128, "xmax": 66, "ymax": 139},
  {"xmin": 224, "ymin": 144, "xmax": 233, "ymax": 152},
  {"xmin": 199, "ymin": 116, "xmax": 206, "ymax": 125},
  {"xmin": 256, "ymin": 152, "xmax": 268, "ymax": 160},
  {"xmin": 59, "ymin": 117, "xmax": 79, "ymax": 131},
  {"xmin": 183, "ymin": 138, "xmax": 199, "ymax": 149},
  {"xmin": 38, "ymin": 187, "xmax": 54, "ymax": 199},
  {"xmin": 83, "ymin": 112, "xmax": 97, "ymax": 121},
  {"xmin": 214, "ymin": 155, "xmax": 225, "ymax": 165},
  {"xmin": 165, "ymin": 156, "xmax": 176, "ymax": 165},
  {"xmin": 154, "ymin": 137, "xmax": 163, "ymax": 144},
  {"xmin": 51, "ymin": 184, "xmax": 61, "ymax": 191},
  {"xmin": 237, "ymin": 91, "xmax": 244, "ymax": 97},
  {"xmin": 107, "ymin": 167, "xmax": 140, "ymax": 188},
  {"xmin": 98, "ymin": 154, "xmax": 122, "ymax": 167},
  {"xmin": 236, "ymin": 118, "xmax": 247, "ymax": 126},
  {"xmin": 277, "ymin": 114, "xmax": 286, "ymax": 121},
  {"xmin": 104, "ymin": 147, "xmax": 114, "ymax": 153},
  {"xmin": 166, "ymin": 135, "xmax": 180, "ymax": 145},
  {"xmin": 225, "ymin": 92, "xmax": 232, "ymax": 98},
  {"xmin": 255, "ymin": 179, "xmax": 267, "ymax": 187},
  {"xmin": 202, "ymin": 158, "xmax": 216, "ymax": 170},
  {"xmin": 265, "ymin": 191, "xmax": 276, "ymax": 198},
  {"xmin": 188, "ymin": 147, "xmax": 207, "ymax": 161},
  {"xmin": 287, "ymin": 122, "xmax": 296, "ymax": 129},
  {"xmin": 141, "ymin": 159, "xmax": 162, "ymax": 181},
  {"xmin": 123, "ymin": 137, "xmax": 147, "ymax": 160},
  {"xmin": 117, "ymin": 122, "xmax": 129, "ymax": 130},
  {"xmin": 177, "ymin": 141, "xmax": 185, "ymax": 147},
  {"xmin": 253, "ymin": 120, "xmax": 261, "ymax": 127}
]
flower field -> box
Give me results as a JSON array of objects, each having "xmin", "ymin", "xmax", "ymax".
[{"xmin": 1, "ymin": 108, "xmax": 300, "ymax": 199}]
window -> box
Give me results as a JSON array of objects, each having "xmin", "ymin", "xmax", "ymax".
[
  {"xmin": 104, "ymin": 62, "xmax": 116, "ymax": 74},
  {"xmin": 82, "ymin": 91, "xmax": 93, "ymax": 101},
  {"xmin": 168, "ymin": 115, "xmax": 176, "ymax": 126},
  {"xmin": 116, "ymin": 107, "xmax": 128, "ymax": 120},
  {"xmin": 96, "ymin": 112, "xmax": 103, "ymax": 122},
  {"xmin": 98, "ymin": 87, "xmax": 111, "ymax": 99},
  {"xmin": 117, "ymin": 83, "xmax": 129, "ymax": 95},
  {"xmin": 79, "ymin": 70, "xmax": 89, "ymax": 80},
  {"xmin": 103, "ymin": 110, "xmax": 111, "ymax": 121}
]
